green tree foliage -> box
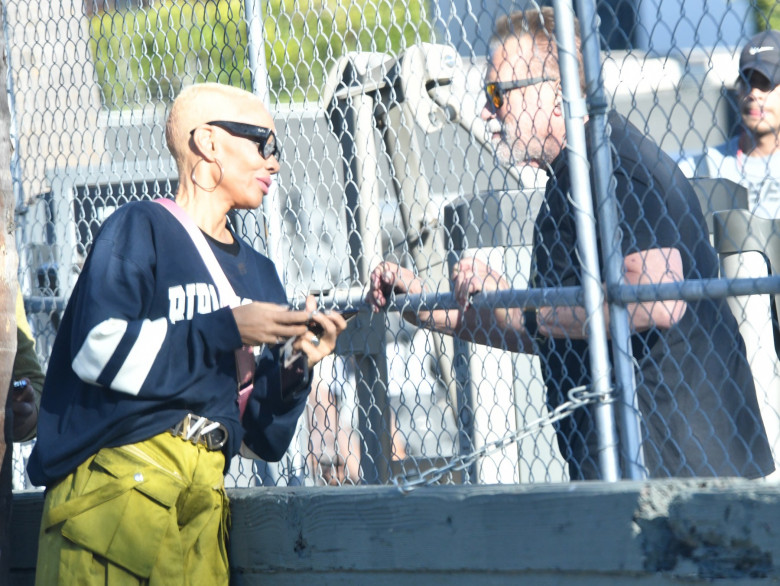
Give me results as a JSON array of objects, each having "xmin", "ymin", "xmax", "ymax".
[
  {"xmin": 89, "ymin": 1, "xmax": 252, "ymax": 108},
  {"xmin": 88, "ymin": 0, "xmax": 431, "ymax": 108},
  {"xmin": 265, "ymin": 0, "xmax": 432, "ymax": 101},
  {"xmin": 754, "ymin": 0, "xmax": 780, "ymax": 32}
]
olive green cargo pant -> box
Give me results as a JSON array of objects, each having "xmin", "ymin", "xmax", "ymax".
[{"xmin": 35, "ymin": 431, "xmax": 229, "ymax": 585}]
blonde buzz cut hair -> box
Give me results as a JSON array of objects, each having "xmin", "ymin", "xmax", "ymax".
[{"xmin": 165, "ymin": 83, "xmax": 265, "ymax": 167}]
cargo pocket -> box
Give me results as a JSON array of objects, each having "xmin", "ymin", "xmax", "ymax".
[{"xmin": 44, "ymin": 447, "xmax": 185, "ymax": 579}]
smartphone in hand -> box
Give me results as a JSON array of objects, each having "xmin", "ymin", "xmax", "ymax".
[{"xmin": 305, "ymin": 308, "xmax": 359, "ymax": 337}]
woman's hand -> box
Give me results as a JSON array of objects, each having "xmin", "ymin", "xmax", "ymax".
[
  {"xmin": 232, "ymin": 298, "xmax": 347, "ymax": 369},
  {"xmin": 232, "ymin": 302, "xmax": 311, "ymax": 347},
  {"xmin": 288, "ymin": 295, "xmax": 348, "ymax": 368}
]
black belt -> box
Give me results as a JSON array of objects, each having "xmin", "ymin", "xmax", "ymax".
[{"xmin": 169, "ymin": 413, "xmax": 228, "ymax": 451}]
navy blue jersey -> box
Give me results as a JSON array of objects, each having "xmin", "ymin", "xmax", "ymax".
[{"xmin": 28, "ymin": 200, "xmax": 307, "ymax": 487}]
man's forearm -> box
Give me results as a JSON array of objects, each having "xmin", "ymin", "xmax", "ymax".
[
  {"xmin": 536, "ymin": 297, "xmax": 685, "ymax": 341},
  {"xmin": 409, "ymin": 305, "xmax": 534, "ymax": 353}
]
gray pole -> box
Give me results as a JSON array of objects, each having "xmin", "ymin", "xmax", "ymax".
[
  {"xmin": 244, "ymin": 0, "xmax": 270, "ymax": 107},
  {"xmin": 328, "ymin": 86, "xmax": 394, "ymax": 484},
  {"xmin": 551, "ymin": 0, "xmax": 621, "ymax": 481},
  {"xmin": 2, "ymin": 3, "xmax": 23, "ymax": 214},
  {"xmin": 573, "ymin": 0, "xmax": 647, "ymax": 479},
  {"xmin": 244, "ymin": 0, "xmax": 282, "ymax": 264}
]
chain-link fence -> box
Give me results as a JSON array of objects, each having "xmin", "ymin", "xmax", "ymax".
[{"xmin": 6, "ymin": 0, "xmax": 780, "ymax": 488}]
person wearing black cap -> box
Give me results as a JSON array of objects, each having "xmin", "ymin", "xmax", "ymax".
[{"xmin": 681, "ymin": 29, "xmax": 780, "ymax": 218}]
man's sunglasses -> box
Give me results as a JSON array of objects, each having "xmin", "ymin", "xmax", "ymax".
[
  {"xmin": 195, "ymin": 120, "xmax": 281, "ymax": 160},
  {"xmin": 737, "ymin": 70, "xmax": 776, "ymax": 94},
  {"xmin": 484, "ymin": 76, "xmax": 558, "ymax": 109}
]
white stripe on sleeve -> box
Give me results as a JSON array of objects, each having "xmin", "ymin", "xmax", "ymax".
[
  {"xmin": 111, "ymin": 317, "xmax": 168, "ymax": 395},
  {"xmin": 72, "ymin": 318, "xmax": 128, "ymax": 385}
]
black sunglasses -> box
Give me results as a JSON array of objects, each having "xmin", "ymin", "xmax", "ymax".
[
  {"xmin": 195, "ymin": 120, "xmax": 281, "ymax": 160},
  {"xmin": 485, "ymin": 76, "xmax": 558, "ymax": 109},
  {"xmin": 737, "ymin": 70, "xmax": 777, "ymax": 94}
]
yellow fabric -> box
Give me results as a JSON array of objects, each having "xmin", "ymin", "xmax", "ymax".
[
  {"xmin": 13, "ymin": 288, "xmax": 45, "ymax": 441},
  {"xmin": 15, "ymin": 288, "xmax": 34, "ymax": 348},
  {"xmin": 35, "ymin": 431, "xmax": 229, "ymax": 586}
]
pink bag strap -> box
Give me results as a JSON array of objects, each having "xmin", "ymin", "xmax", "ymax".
[
  {"xmin": 156, "ymin": 198, "xmax": 254, "ymax": 417},
  {"xmin": 155, "ymin": 198, "xmax": 239, "ymax": 307}
]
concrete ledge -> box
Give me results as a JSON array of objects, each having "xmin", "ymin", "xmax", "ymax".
[{"xmin": 12, "ymin": 479, "xmax": 780, "ymax": 584}]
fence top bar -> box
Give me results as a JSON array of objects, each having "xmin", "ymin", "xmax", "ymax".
[{"xmin": 355, "ymin": 274, "xmax": 780, "ymax": 317}]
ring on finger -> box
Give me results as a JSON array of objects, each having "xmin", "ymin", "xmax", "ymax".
[{"xmin": 310, "ymin": 335, "xmax": 320, "ymax": 347}]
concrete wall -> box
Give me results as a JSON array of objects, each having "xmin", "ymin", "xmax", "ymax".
[{"xmin": 11, "ymin": 479, "xmax": 780, "ymax": 584}]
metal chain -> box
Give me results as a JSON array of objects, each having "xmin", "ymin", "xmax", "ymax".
[{"xmin": 392, "ymin": 384, "xmax": 604, "ymax": 493}]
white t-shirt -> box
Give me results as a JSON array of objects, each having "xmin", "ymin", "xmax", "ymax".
[{"xmin": 679, "ymin": 136, "xmax": 780, "ymax": 219}]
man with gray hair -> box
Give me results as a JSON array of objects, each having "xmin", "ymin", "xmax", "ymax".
[{"xmin": 368, "ymin": 7, "xmax": 774, "ymax": 481}]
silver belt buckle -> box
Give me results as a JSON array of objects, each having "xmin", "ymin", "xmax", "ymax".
[{"xmin": 171, "ymin": 414, "xmax": 228, "ymax": 451}]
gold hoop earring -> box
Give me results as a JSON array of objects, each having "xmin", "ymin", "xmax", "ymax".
[{"xmin": 191, "ymin": 158, "xmax": 224, "ymax": 192}]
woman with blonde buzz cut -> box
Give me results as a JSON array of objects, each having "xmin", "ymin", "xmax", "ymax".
[{"xmin": 29, "ymin": 82, "xmax": 347, "ymax": 585}]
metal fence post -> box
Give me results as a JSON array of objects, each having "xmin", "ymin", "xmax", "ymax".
[
  {"xmin": 574, "ymin": 0, "xmax": 647, "ymax": 480},
  {"xmin": 325, "ymin": 58, "xmax": 395, "ymax": 483},
  {"xmin": 242, "ymin": 0, "xmax": 277, "ymax": 264},
  {"xmin": 378, "ymin": 45, "xmax": 472, "ymax": 480},
  {"xmin": 552, "ymin": 0, "xmax": 621, "ymax": 481}
]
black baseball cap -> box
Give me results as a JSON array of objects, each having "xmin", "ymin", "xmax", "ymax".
[{"xmin": 740, "ymin": 30, "xmax": 780, "ymax": 88}]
